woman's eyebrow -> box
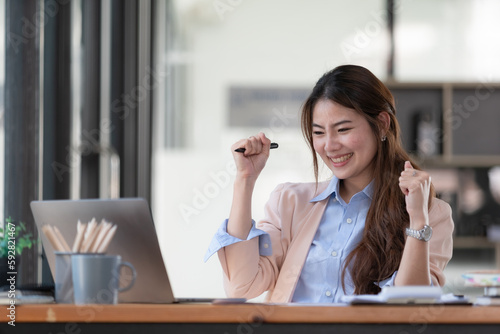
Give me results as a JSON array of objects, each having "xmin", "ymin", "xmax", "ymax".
[
  {"xmin": 312, "ymin": 120, "xmax": 352, "ymax": 129},
  {"xmin": 312, "ymin": 123, "xmax": 325, "ymax": 129}
]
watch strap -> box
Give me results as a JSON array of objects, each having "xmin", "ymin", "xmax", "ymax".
[
  {"xmin": 405, "ymin": 225, "xmax": 432, "ymax": 242},
  {"xmin": 405, "ymin": 227, "xmax": 421, "ymax": 240}
]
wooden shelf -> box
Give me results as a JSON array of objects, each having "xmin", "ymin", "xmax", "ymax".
[
  {"xmin": 453, "ymin": 236, "xmax": 500, "ymax": 268},
  {"xmin": 453, "ymin": 236, "xmax": 496, "ymax": 249},
  {"xmin": 386, "ymin": 81, "xmax": 500, "ymax": 162},
  {"xmin": 418, "ymin": 156, "xmax": 500, "ymax": 169}
]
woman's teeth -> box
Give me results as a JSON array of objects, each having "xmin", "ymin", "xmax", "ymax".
[{"xmin": 331, "ymin": 153, "xmax": 353, "ymax": 163}]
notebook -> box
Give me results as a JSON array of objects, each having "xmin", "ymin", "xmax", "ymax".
[
  {"xmin": 31, "ymin": 198, "xmax": 245, "ymax": 304},
  {"xmin": 340, "ymin": 286, "xmax": 470, "ymax": 305}
]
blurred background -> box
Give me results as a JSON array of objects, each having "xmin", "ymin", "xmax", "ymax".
[{"xmin": 1, "ymin": 0, "xmax": 500, "ymax": 300}]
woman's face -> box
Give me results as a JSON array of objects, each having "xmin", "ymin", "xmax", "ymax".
[{"xmin": 312, "ymin": 99, "xmax": 378, "ymax": 191}]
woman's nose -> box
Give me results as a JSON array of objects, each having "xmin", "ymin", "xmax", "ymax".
[{"xmin": 324, "ymin": 134, "xmax": 340, "ymax": 152}]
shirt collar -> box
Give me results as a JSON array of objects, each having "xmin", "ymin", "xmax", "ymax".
[{"xmin": 310, "ymin": 176, "xmax": 375, "ymax": 203}]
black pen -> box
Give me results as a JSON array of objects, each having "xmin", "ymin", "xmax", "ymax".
[{"xmin": 235, "ymin": 142, "xmax": 279, "ymax": 153}]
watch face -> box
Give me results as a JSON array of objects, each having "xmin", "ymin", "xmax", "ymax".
[{"xmin": 421, "ymin": 225, "xmax": 433, "ymax": 241}]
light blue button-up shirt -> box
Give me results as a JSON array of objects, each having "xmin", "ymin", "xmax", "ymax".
[
  {"xmin": 204, "ymin": 177, "xmax": 397, "ymax": 303},
  {"xmin": 292, "ymin": 177, "xmax": 398, "ymax": 303}
]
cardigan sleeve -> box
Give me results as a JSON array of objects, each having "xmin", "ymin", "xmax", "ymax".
[
  {"xmin": 427, "ymin": 198, "xmax": 454, "ymax": 286},
  {"xmin": 216, "ymin": 184, "xmax": 289, "ymax": 299}
]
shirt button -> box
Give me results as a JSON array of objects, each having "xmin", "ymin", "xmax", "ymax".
[
  {"xmin": 331, "ymin": 251, "xmax": 338, "ymax": 257},
  {"xmin": 325, "ymin": 291, "xmax": 332, "ymax": 297},
  {"xmin": 346, "ymin": 218, "xmax": 352, "ymax": 224},
  {"xmin": 263, "ymin": 243, "xmax": 269, "ymax": 249}
]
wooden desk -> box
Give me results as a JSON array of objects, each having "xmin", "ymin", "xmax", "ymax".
[{"xmin": 2, "ymin": 303, "xmax": 500, "ymax": 334}]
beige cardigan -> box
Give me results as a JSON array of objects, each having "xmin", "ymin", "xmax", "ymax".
[{"xmin": 217, "ymin": 181, "xmax": 454, "ymax": 303}]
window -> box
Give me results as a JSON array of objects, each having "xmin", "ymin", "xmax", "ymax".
[{"xmin": 395, "ymin": 0, "xmax": 500, "ymax": 81}]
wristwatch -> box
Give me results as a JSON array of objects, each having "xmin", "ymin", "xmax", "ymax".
[{"xmin": 405, "ymin": 225, "xmax": 433, "ymax": 242}]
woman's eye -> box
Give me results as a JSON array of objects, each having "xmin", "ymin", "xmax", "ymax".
[
  {"xmin": 338, "ymin": 128, "xmax": 351, "ymax": 133},
  {"xmin": 313, "ymin": 131, "xmax": 324, "ymax": 135}
]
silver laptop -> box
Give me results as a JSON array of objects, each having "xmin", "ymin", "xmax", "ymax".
[{"xmin": 31, "ymin": 198, "xmax": 176, "ymax": 303}]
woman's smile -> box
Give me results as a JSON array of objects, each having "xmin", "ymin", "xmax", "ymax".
[{"xmin": 329, "ymin": 153, "xmax": 353, "ymax": 164}]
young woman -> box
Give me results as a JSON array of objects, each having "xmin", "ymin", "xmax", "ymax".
[{"xmin": 205, "ymin": 65, "xmax": 454, "ymax": 303}]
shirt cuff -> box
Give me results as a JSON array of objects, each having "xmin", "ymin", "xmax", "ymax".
[
  {"xmin": 204, "ymin": 219, "xmax": 272, "ymax": 262},
  {"xmin": 375, "ymin": 271, "xmax": 398, "ymax": 288}
]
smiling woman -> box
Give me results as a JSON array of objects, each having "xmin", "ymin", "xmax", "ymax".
[
  {"xmin": 299, "ymin": 65, "xmax": 450, "ymax": 297},
  {"xmin": 204, "ymin": 65, "xmax": 454, "ymax": 303}
]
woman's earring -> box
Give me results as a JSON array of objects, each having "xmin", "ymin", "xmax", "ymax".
[{"xmin": 381, "ymin": 136, "xmax": 387, "ymax": 142}]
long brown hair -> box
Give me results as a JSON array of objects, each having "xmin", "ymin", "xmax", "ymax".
[{"xmin": 301, "ymin": 65, "xmax": 434, "ymax": 294}]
